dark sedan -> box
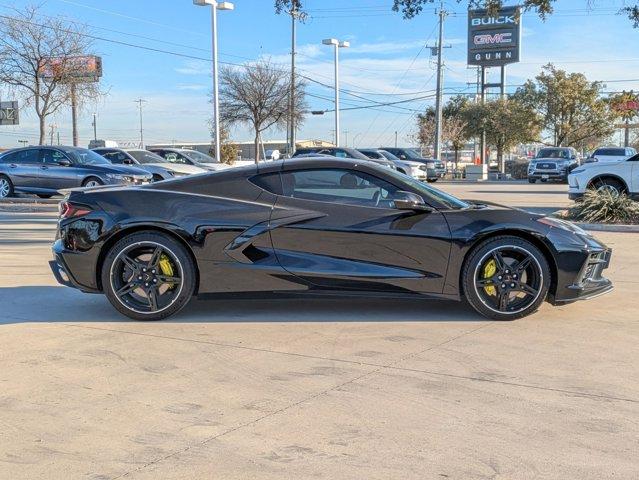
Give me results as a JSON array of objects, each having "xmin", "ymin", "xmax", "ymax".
[
  {"xmin": 0, "ymin": 146, "xmax": 151, "ymax": 199},
  {"xmin": 50, "ymin": 157, "xmax": 612, "ymax": 321},
  {"xmin": 293, "ymin": 146, "xmax": 396, "ymax": 170}
]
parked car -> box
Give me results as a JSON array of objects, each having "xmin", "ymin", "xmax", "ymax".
[
  {"xmin": 147, "ymin": 147, "xmax": 230, "ymax": 172},
  {"xmin": 293, "ymin": 147, "xmax": 396, "ymax": 170},
  {"xmin": 0, "ymin": 146, "xmax": 151, "ymax": 199},
  {"xmin": 93, "ymin": 148, "xmax": 207, "ymax": 177},
  {"xmin": 527, "ymin": 147, "xmax": 580, "ymax": 183},
  {"xmin": 568, "ymin": 152, "xmax": 639, "ymax": 200},
  {"xmin": 585, "ymin": 146, "xmax": 637, "ymax": 164},
  {"xmin": 50, "ymin": 157, "xmax": 612, "ymax": 321},
  {"xmin": 91, "ymin": 148, "xmax": 175, "ymax": 182},
  {"xmin": 379, "ymin": 147, "xmax": 440, "ymax": 182}
]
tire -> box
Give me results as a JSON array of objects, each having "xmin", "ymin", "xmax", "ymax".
[
  {"xmin": 426, "ymin": 178, "xmax": 437, "ymax": 183},
  {"xmin": 101, "ymin": 231, "xmax": 196, "ymax": 321},
  {"xmin": 37, "ymin": 194, "xmax": 53, "ymax": 199},
  {"xmin": 528, "ymin": 178, "xmax": 536, "ymax": 184},
  {"xmin": 83, "ymin": 177, "xmax": 104, "ymax": 188},
  {"xmin": 462, "ymin": 236, "xmax": 550, "ymax": 321},
  {"xmin": 589, "ymin": 178, "xmax": 626, "ymax": 196},
  {"xmin": 0, "ymin": 175, "xmax": 14, "ymax": 198}
]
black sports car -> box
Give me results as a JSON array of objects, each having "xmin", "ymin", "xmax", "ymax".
[{"xmin": 50, "ymin": 158, "xmax": 613, "ymax": 321}]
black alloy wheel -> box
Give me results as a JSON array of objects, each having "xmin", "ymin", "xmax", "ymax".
[
  {"xmin": 463, "ymin": 236, "xmax": 550, "ymax": 320},
  {"xmin": 102, "ymin": 232, "xmax": 196, "ymax": 320}
]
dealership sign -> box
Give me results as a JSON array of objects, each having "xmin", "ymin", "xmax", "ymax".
[
  {"xmin": 38, "ymin": 55, "xmax": 103, "ymax": 83},
  {"xmin": 468, "ymin": 6, "xmax": 521, "ymax": 67},
  {"xmin": 0, "ymin": 101, "xmax": 19, "ymax": 126}
]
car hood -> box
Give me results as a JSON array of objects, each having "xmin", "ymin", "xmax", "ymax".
[
  {"xmin": 146, "ymin": 163, "xmax": 207, "ymax": 174},
  {"xmin": 530, "ymin": 157, "xmax": 570, "ymax": 163}
]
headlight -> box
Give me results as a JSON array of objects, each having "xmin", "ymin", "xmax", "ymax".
[
  {"xmin": 537, "ymin": 217, "xmax": 588, "ymax": 236},
  {"xmin": 106, "ymin": 173, "xmax": 132, "ymax": 182}
]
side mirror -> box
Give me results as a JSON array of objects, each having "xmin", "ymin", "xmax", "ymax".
[
  {"xmin": 399, "ymin": 154, "xmax": 407, "ymax": 159},
  {"xmin": 394, "ymin": 191, "xmax": 432, "ymax": 212},
  {"xmin": 56, "ymin": 159, "xmax": 72, "ymax": 167}
]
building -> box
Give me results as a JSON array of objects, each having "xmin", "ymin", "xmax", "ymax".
[{"xmin": 146, "ymin": 139, "xmax": 334, "ymax": 160}]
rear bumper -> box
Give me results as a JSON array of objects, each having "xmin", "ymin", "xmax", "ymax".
[{"xmin": 50, "ymin": 239, "xmax": 101, "ymax": 293}]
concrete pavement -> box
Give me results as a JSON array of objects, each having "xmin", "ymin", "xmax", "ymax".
[{"xmin": 1, "ymin": 187, "xmax": 638, "ymax": 479}]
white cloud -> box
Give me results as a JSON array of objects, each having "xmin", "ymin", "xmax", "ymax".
[{"xmin": 175, "ymin": 60, "xmax": 211, "ymax": 76}]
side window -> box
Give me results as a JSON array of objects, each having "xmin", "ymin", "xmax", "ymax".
[
  {"xmin": 41, "ymin": 149, "xmax": 69, "ymax": 164},
  {"xmin": 280, "ymin": 169, "xmax": 400, "ymax": 208},
  {"xmin": 249, "ymin": 173, "xmax": 282, "ymax": 195},
  {"xmin": 101, "ymin": 152, "xmax": 121, "ymax": 163},
  {"xmin": 15, "ymin": 149, "xmax": 40, "ymax": 164},
  {"xmin": 165, "ymin": 152, "xmax": 187, "ymax": 164},
  {"xmin": 1, "ymin": 152, "xmax": 18, "ymax": 163}
]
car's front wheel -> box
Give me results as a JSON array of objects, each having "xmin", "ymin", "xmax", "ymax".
[
  {"xmin": 589, "ymin": 177, "xmax": 626, "ymax": 197},
  {"xmin": 83, "ymin": 177, "xmax": 103, "ymax": 188},
  {"xmin": 462, "ymin": 236, "xmax": 550, "ymax": 320},
  {"xmin": 102, "ymin": 231, "xmax": 196, "ymax": 320}
]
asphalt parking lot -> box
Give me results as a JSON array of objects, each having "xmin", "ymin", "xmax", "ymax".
[{"xmin": 1, "ymin": 183, "xmax": 638, "ymax": 479}]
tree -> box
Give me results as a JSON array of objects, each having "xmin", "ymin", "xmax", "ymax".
[
  {"xmin": 0, "ymin": 6, "xmax": 102, "ymax": 145},
  {"xmin": 219, "ymin": 60, "xmax": 307, "ymax": 163},
  {"xmin": 416, "ymin": 95, "xmax": 470, "ymax": 166},
  {"xmin": 609, "ymin": 90, "xmax": 639, "ymax": 147},
  {"xmin": 512, "ymin": 64, "xmax": 614, "ymax": 150},
  {"xmin": 390, "ymin": 1, "xmax": 639, "ymax": 26},
  {"xmin": 463, "ymin": 98, "xmax": 541, "ymax": 168}
]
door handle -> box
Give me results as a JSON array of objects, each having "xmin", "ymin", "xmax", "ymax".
[
  {"xmin": 40, "ymin": 165, "xmax": 48, "ymax": 170},
  {"xmin": 9, "ymin": 164, "xmax": 17, "ymax": 168}
]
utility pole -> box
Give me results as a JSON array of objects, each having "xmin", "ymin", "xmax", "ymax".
[
  {"xmin": 135, "ymin": 98, "xmax": 146, "ymax": 148},
  {"xmin": 395, "ymin": 130, "xmax": 398, "ymax": 148},
  {"xmin": 57, "ymin": 131, "xmax": 60, "ymax": 146},
  {"xmin": 343, "ymin": 130, "xmax": 348, "ymax": 148},
  {"xmin": 433, "ymin": 1, "xmax": 447, "ymax": 161},
  {"xmin": 92, "ymin": 113, "xmax": 97, "ymax": 141},
  {"xmin": 70, "ymin": 83, "xmax": 79, "ymax": 146},
  {"xmin": 289, "ymin": 6, "xmax": 297, "ymax": 156},
  {"xmin": 49, "ymin": 124, "xmax": 56, "ymax": 146}
]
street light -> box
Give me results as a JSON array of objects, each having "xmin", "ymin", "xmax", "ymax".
[
  {"xmin": 322, "ymin": 38, "xmax": 349, "ymax": 147},
  {"xmin": 193, "ymin": 0, "xmax": 234, "ymax": 162}
]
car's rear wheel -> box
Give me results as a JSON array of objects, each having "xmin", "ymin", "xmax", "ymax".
[
  {"xmin": 462, "ymin": 236, "xmax": 550, "ymax": 320},
  {"xmin": 83, "ymin": 177, "xmax": 103, "ymax": 188},
  {"xmin": 101, "ymin": 232, "xmax": 196, "ymax": 320},
  {"xmin": 426, "ymin": 179, "xmax": 437, "ymax": 183},
  {"xmin": 0, "ymin": 175, "xmax": 14, "ymax": 198},
  {"xmin": 589, "ymin": 177, "xmax": 626, "ymax": 197},
  {"xmin": 528, "ymin": 178, "xmax": 536, "ymax": 183}
]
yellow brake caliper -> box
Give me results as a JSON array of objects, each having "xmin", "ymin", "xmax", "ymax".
[
  {"xmin": 483, "ymin": 259, "xmax": 497, "ymax": 296},
  {"xmin": 159, "ymin": 254, "xmax": 176, "ymax": 289}
]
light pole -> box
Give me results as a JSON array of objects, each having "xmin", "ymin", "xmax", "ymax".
[
  {"xmin": 194, "ymin": 0, "xmax": 234, "ymax": 162},
  {"xmin": 135, "ymin": 98, "xmax": 146, "ymax": 148},
  {"xmin": 322, "ymin": 38, "xmax": 349, "ymax": 147}
]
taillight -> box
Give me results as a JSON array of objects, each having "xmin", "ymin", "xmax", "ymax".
[{"xmin": 59, "ymin": 201, "xmax": 92, "ymax": 219}]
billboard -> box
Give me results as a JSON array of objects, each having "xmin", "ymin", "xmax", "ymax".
[
  {"xmin": 38, "ymin": 55, "xmax": 103, "ymax": 83},
  {"xmin": 0, "ymin": 101, "xmax": 19, "ymax": 126},
  {"xmin": 467, "ymin": 6, "xmax": 521, "ymax": 67}
]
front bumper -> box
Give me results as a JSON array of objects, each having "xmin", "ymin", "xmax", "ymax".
[
  {"xmin": 549, "ymin": 246, "xmax": 613, "ymax": 304},
  {"xmin": 528, "ymin": 170, "xmax": 568, "ymax": 181}
]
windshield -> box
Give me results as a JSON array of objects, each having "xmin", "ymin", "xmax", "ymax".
[
  {"xmin": 180, "ymin": 150, "xmax": 218, "ymax": 163},
  {"xmin": 403, "ymin": 148, "xmax": 425, "ymax": 160},
  {"xmin": 66, "ymin": 148, "xmax": 110, "ymax": 165},
  {"xmin": 384, "ymin": 168, "xmax": 469, "ymax": 209},
  {"xmin": 128, "ymin": 150, "xmax": 168, "ymax": 164},
  {"xmin": 378, "ymin": 150, "xmax": 400, "ymax": 161},
  {"xmin": 594, "ymin": 148, "xmax": 626, "ymax": 156},
  {"xmin": 536, "ymin": 148, "xmax": 570, "ymax": 159}
]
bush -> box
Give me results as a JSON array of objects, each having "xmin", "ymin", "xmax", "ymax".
[{"xmin": 566, "ymin": 190, "xmax": 639, "ymax": 224}]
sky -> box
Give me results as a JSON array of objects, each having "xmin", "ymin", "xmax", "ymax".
[{"xmin": 0, "ymin": 0, "xmax": 638, "ymax": 149}]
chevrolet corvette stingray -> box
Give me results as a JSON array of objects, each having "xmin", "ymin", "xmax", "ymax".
[{"xmin": 50, "ymin": 158, "xmax": 612, "ymax": 321}]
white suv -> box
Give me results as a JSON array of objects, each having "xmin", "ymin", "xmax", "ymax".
[
  {"xmin": 568, "ymin": 153, "xmax": 639, "ymax": 200},
  {"xmin": 586, "ymin": 146, "xmax": 636, "ymax": 164}
]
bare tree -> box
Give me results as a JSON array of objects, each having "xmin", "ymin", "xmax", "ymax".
[
  {"xmin": 0, "ymin": 6, "xmax": 102, "ymax": 145},
  {"xmin": 219, "ymin": 60, "xmax": 307, "ymax": 163}
]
